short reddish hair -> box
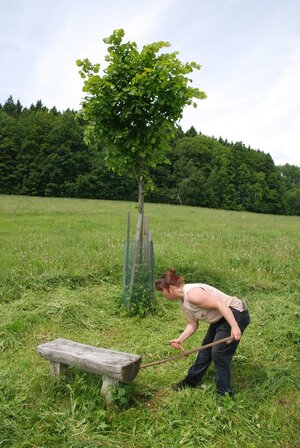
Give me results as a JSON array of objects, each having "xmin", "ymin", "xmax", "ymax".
[{"xmin": 155, "ymin": 269, "xmax": 184, "ymax": 291}]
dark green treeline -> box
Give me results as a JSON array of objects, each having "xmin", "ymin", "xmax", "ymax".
[{"xmin": 1, "ymin": 96, "xmax": 300, "ymax": 215}]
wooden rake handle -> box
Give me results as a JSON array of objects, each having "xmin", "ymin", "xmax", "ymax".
[{"xmin": 140, "ymin": 336, "xmax": 233, "ymax": 369}]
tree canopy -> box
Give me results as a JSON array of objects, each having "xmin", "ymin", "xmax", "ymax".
[{"xmin": 76, "ymin": 29, "xmax": 206, "ymax": 194}]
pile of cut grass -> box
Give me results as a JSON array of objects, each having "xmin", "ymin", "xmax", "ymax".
[{"xmin": 0, "ymin": 195, "xmax": 299, "ymax": 447}]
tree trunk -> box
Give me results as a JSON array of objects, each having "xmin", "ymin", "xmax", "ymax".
[
  {"xmin": 136, "ymin": 176, "xmax": 144, "ymax": 242},
  {"xmin": 129, "ymin": 177, "xmax": 144, "ymax": 295}
]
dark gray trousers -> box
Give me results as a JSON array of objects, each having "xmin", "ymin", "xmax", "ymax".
[{"xmin": 187, "ymin": 307, "xmax": 250, "ymax": 396}]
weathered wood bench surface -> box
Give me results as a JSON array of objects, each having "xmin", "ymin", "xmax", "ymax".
[{"xmin": 37, "ymin": 338, "xmax": 142, "ymax": 405}]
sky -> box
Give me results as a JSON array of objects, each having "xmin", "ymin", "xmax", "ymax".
[{"xmin": 1, "ymin": 0, "xmax": 299, "ymax": 166}]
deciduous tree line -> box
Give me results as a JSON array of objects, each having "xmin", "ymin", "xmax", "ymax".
[{"xmin": 1, "ymin": 96, "xmax": 299, "ymax": 215}]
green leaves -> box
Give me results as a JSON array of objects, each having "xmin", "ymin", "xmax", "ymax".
[
  {"xmin": 77, "ymin": 29, "xmax": 206, "ymax": 188},
  {"xmin": 102, "ymin": 28, "xmax": 125, "ymax": 46},
  {"xmin": 76, "ymin": 59, "xmax": 100, "ymax": 79}
]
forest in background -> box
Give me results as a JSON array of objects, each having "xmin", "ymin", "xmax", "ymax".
[{"xmin": 1, "ymin": 95, "xmax": 299, "ymax": 215}]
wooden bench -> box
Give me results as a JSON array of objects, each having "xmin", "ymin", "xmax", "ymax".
[{"xmin": 37, "ymin": 338, "xmax": 142, "ymax": 405}]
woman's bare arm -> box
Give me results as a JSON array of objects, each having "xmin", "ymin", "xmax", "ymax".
[
  {"xmin": 169, "ymin": 312, "xmax": 199, "ymax": 349},
  {"xmin": 187, "ymin": 288, "xmax": 241, "ymax": 340}
]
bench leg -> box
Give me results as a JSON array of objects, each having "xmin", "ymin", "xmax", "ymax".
[
  {"xmin": 49, "ymin": 361, "xmax": 68, "ymax": 378},
  {"xmin": 101, "ymin": 375, "xmax": 118, "ymax": 406}
]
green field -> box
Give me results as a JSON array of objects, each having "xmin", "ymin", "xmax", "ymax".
[{"xmin": 0, "ymin": 194, "xmax": 299, "ymax": 448}]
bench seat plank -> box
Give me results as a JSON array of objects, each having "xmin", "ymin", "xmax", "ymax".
[{"xmin": 37, "ymin": 338, "xmax": 142, "ymax": 383}]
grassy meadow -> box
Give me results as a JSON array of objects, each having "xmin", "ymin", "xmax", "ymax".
[{"xmin": 0, "ymin": 194, "xmax": 299, "ymax": 448}]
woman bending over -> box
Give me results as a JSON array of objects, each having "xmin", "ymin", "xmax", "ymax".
[{"xmin": 155, "ymin": 269, "xmax": 250, "ymax": 396}]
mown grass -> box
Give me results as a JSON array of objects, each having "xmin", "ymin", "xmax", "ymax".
[{"xmin": 0, "ymin": 194, "xmax": 299, "ymax": 448}]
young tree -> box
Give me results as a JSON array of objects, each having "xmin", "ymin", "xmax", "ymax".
[{"xmin": 77, "ymin": 29, "xmax": 206, "ymax": 308}]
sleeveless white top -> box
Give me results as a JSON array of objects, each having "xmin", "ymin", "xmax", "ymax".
[{"xmin": 181, "ymin": 283, "xmax": 244, "ymax": 324}]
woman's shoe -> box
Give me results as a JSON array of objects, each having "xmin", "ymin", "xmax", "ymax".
[{"xmin": 172, "ymin": 377, "xmax": 197, "ymax": 391}]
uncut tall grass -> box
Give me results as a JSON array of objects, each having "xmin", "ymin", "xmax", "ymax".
[{"xmin": 0, "ymin": 194, "xmax": 299, "ymax": 448}]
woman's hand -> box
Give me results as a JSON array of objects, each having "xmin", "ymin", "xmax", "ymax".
[
  {"xmin": 231, "ymin": 325, "xmax": 241, "ymax": 341},
  {"xmin": 168, "ymin": 338, "xmax": 184, "ymax": 350},
  {"xmin": 168, "ymin": 318, "xmax": 198, "ymax": 351}
]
